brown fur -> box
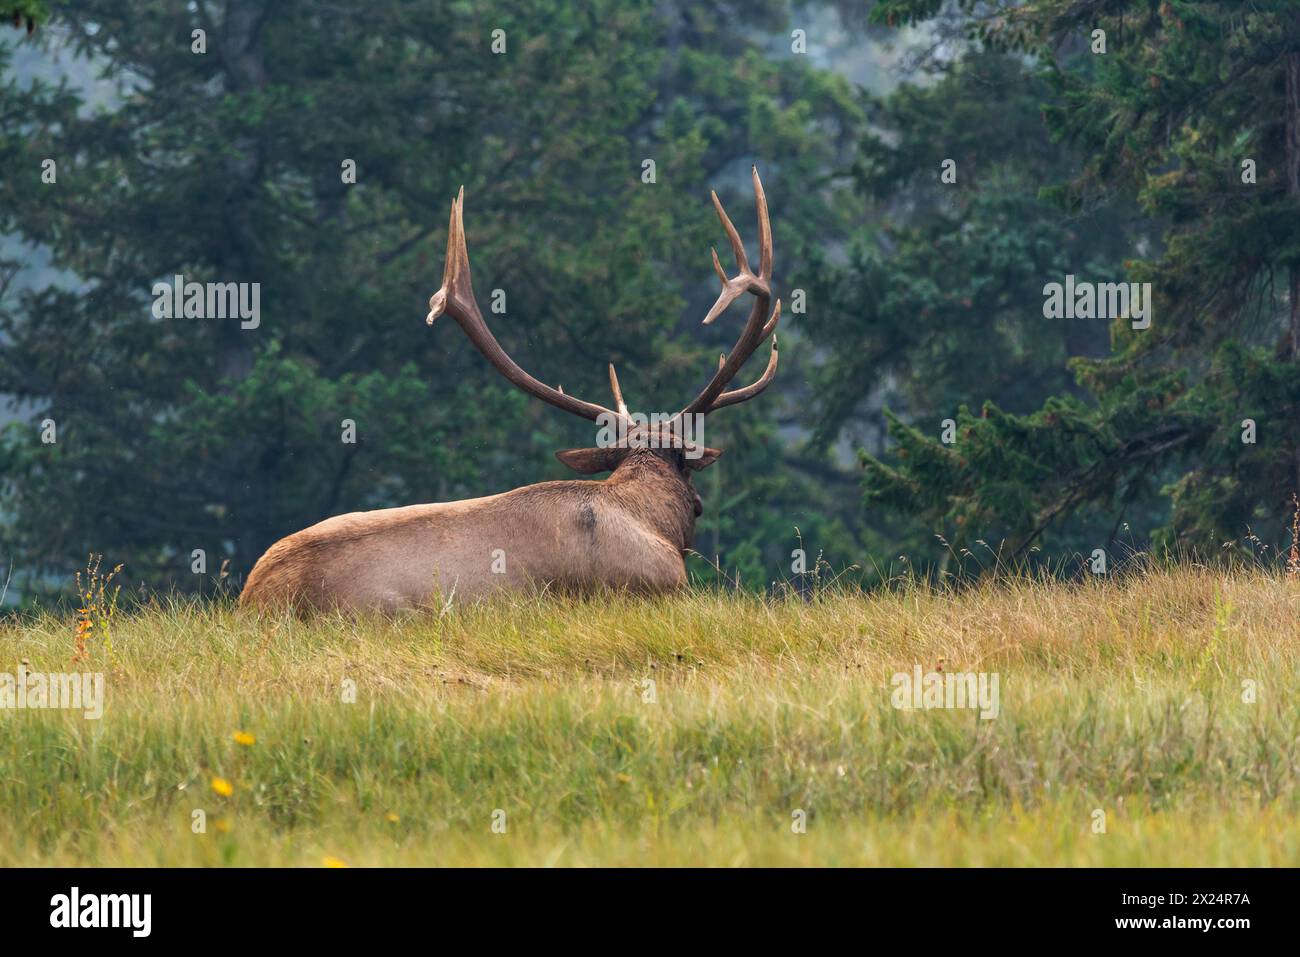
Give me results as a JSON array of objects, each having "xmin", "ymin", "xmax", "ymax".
[{"xmin": 239, "ymin": 449, "xmax": 699, "ymax": 613}]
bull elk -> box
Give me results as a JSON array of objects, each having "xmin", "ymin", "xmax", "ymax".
[{"xmin": 240, "ymin": 168, "xmax": 780, "ymax": 612}]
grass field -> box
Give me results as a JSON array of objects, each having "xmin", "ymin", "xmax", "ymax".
[{"xmin": 1, "ymin": 565, "xmax": 1297, "ymax": 866}]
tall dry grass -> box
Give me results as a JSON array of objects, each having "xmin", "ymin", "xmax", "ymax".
[{"xmin": 0, "ymin": 565, "xmax": 1296, "ymax": 865}]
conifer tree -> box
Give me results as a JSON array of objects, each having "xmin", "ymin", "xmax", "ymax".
[{"xmin": 856, "ymin": 0, "xmax": 1300, "ymax": 563}]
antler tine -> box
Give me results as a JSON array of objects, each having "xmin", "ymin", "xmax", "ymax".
[
  {"xmin": 426, "ymin": 193, "xmax": 460, "ymax": 325},
  {"xmin": 702, "ymin": 276, "xmax": 751, "ymax": 326},
  {"xmin": 677, "ymin": 166, "xmax": 776, "ymax": 417},
  {"xmin": 702, "ymin": 191, "xmax": 753, "ymax": 327},
  {"xmin": 711, "ymin": 189, "xmax": 749, "ymax": 274},
  {"xmin": 711, "ymin": 332, "xmax": 778, "ymax": 411},
  {"xmin": 760, "ymin": 296, "xmax": 781, "ymax": 338},
  {"xmin": 713, "ymin": 298, "xmax": 781, "ymax": 409},
  {"xmin": 710, "ymin": 248, "xmax": 728, "ymax": 286},
  {"xmin": 702, "ymin": 167, "xmax": 775, "ymax": 326},
  {"xmin": 608, "ymin": 363, "xmax": 629, "ymax": 418},
  {"xmin": 427, "ymin": 187, "xmax": 621, "ymax": 425},
  {"xmin": 753, "ymin": 166, "xmax": 772, "ymax": 280}
]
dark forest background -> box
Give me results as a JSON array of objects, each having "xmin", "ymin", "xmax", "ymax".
[{"xmin": 2, "ymin": 0, "xmax": 1299, "ymax": 601}]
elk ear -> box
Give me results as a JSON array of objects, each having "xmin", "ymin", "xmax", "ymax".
[
  {"xmin": 684, "ymin": 447, "xmax": 723, "ymax": 471},
  {"xmin": 556, "ymin": 447, "xmax": 625, "ymax": 474}
]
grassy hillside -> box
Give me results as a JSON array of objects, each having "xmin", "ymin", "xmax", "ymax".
[{"xmin": 0, "ymin": 566, "xmax": 1297, "ymax": 866}]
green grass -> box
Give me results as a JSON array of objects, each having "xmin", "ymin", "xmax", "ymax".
[{"xmin": 1, "ymin": 566, "xmax": 1298, "ymax": 866}]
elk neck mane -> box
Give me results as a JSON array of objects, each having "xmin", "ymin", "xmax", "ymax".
[
  {"xmin": 601, "ymin": 450, "xmax": 698, "ymax": 550},
  {"xmin": 509, "ymin": 449, "xmax": 697, "ymax": 552}
]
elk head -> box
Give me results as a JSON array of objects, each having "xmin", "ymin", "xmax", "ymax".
[{"xmin": 425, "ymin": 167, "xmax": 780, "ymax": 521}]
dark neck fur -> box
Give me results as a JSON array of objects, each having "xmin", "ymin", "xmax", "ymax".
[{"xmin": 603, "ymin": 450, "xmax": 697, "ymax": 550}]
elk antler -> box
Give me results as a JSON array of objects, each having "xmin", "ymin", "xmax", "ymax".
[
  {"xmin": 676, "ymin": 166, "xmax": 781, "ymax": 419},
  {"xmin": 427, "ymin": 187, "xmax": 623, "ymax": 424},
  {"xmin": 429, "ymin": 173, "xmax": 779, "ymax": 434}
]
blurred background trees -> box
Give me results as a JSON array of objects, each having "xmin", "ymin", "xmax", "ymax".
[
  {"xmin": 860, "ymin": 0, "xmax": 1300, "ymax": 569},
  {"xmin": 1, "ymin": 0, "xmax": 1296, "ymax": 600}
]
